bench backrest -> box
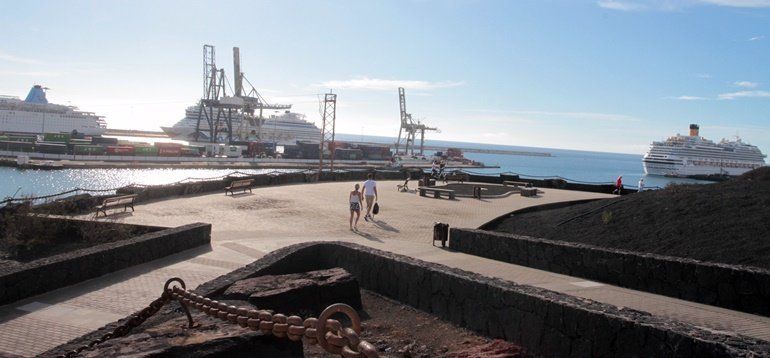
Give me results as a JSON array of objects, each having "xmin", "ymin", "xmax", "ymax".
[
  {"xmin": 422, "ymin": 187, "xmax": 453, "ymax": 192},
  {"xmin": 103, "ymin": 195, "xmax": 137, "ymax": 205},
  {"xmin": 230, "ymin": 179, "xmax": 253, "ymax": 187}
]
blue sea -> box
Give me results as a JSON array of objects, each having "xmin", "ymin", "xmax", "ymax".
[{"xmin": 0, "ymin": 134, "xmax": 709, "ymax": 201}]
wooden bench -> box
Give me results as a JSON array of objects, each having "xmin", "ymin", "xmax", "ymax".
[
  {"xmin": 521, "ymin": 187, "xmax": 538, "ymax": 197},
  {"xmin": 95, "ymin": 194, "xmax": 137, "ymax": 217},
  {"xmin": 418, "ymin": 187, "xmax": 456, "ymax": 200},
  {"xmin": 503, "ymin": 180, "xmax": 531, "ymax": 188},
  {"xmin": 225, "ymin": 179, "xmax": 253, "ymax": 195},
  {"xmin": 443, "ymin": 172, "xmax": 469, "ymax": 183}
]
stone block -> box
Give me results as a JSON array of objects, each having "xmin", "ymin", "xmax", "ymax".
[{"xmin": 220, "ymin": 267, "xmax": 361, "ymax": 315}]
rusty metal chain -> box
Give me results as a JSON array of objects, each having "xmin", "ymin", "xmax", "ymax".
[{"xmin": 59, "ymin": 277, "xmax": 379, "ymax": 358}]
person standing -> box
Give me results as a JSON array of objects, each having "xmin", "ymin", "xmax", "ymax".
[
  {"xmin": 613, "ymin": 175, "xmax": 623, "ymax": 195},
  {"xmin": 349, "ymin": 183, "xmax": 363, "ymax": 230},
  {"xmin": 362, "ymin": 173, "xmax": 378, "ymax": 221},
  {"xmin": 637, "ymin": 178, "xmax": 645, "ymax": 192}
]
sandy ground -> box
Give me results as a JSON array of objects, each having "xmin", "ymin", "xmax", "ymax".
[{"xmin": 103, "ymin": 180, "xmax": 610, "ymax": 246}]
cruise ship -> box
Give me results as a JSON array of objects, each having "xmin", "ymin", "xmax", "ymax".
[
  {"xmin": 161, "ymin": 105, "xmax": 320, "ymax": 145},
  {"xmin": 0, "ymin": 85, "xmax": 107, "ymax": 135},
  {"xmin": 643, "ymin": 124, "xmax": 766, "ymax": 177}
]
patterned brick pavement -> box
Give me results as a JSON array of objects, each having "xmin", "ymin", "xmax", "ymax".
[{"xmin": 1, "ymin": 181, "xmax": 768, "ymax": 356}]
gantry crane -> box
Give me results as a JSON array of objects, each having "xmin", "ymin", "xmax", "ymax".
[
  {"xmin": 395, "ymin": 87, "xmax": 438, "ymax": 156},
  {"xmin": 193, "ymin": 45, "xmax": 291, "ymax": 143}
]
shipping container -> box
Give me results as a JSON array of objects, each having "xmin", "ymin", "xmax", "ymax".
[
  {"xmin": 69, "ymin": 138, "xmax": 92, "ymax": 146},
  {"xmin": 158, "ymin": 147, "xmax": 182, "ymax": 156},
  {"xmin": 282, "ymin": 145, "xmax": 300, "ymax": 159},
  {"xmin": 91, "ymin": 136, "xmax": 119, "ymax": 145},
  {"xmin": 154, "ymin": 142, "xmax": 183, "ymax": 149},
  {"xmin": 37, "ymin": 142, "xmax": 68, "ymax": 154},
  {"xmin": 133, "ymin": 146, "xmax": 158, "ymax": 156},
  {"xmin": 43, "ymin": 133, "xmax": 71, "ymax": 143},
  {"xmin": 0, "ymin": 141, "xmax": 34, "ymax": 152},
  {"xmin": 106, "ymin": 146, "xmax": 135, "ymax": 155},
  {"xmin": 7, "ymin": 136, "xmax": 36, "ymax": 143},
  {"xmin": 334, "ymin": 148, "xmax": 364, "ymax": 160},
  {"xmin": 74, "ymin": 145, "xmax": 105, "ymax": 155}
]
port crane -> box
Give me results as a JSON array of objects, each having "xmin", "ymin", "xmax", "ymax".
[
  {"xmin": 193, "ymin": 45, "xmax": 290, "ymax": 143},
  {"xmin": 395, "ymin": 87, "xmax": 438, "ymax": 156}
]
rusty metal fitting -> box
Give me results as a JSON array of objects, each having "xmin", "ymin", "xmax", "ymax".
[
  {"xmin": 247, "ymin": 318, "xmax": 261, "ymax": 330},
  {"xmin": 259, "ymin": 320, "xmax": 274, "ymax": 333},
  {"xmin": 342, "ymin": 346, "xmax": 363, "ymax": 358},
  {"xmin": 316, "ymin": 304, "xmax": 361, "ymax": 354},
  {"xmin": 272, "ymin": 314, "xmax": 288, "ymax": 337},
  {"xmin": 341, "ymin": 327, "xmax": 361, "ymax": 348},
  {"xmin": 237, "ymin": 315, "xmax": 249, "ymax": 327},
  {"xmin": 358, "ymin": 341, "xmax": 379, "ymax": 358}
]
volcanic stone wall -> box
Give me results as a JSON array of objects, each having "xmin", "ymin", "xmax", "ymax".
[
  {"xmin": 467, "ymin": 173, "xmax": 636, "ymax": 194},
  {"xmin": 116, "ymin": 170, "xmax": 405, "ymax": 203},
  {"xmin": 449, "ymin": 228, "xmax": 770, "ymax": 317},
  {"xmin": 0, "ymin": 222, "xmax": 211, "ymax": 305},
  {"xmin": 193, "ymin": 242, "xmax": 767, "ymax": 357}
]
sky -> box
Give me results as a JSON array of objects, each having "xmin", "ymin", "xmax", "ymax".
[{"xmin": 0, "ymin": 0, "xmax": 768, "ymax": 154}]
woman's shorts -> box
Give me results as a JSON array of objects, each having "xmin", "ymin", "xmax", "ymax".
[{"xmin": 349, "ymin": 202, "xmax": 361, "ymax": 211}]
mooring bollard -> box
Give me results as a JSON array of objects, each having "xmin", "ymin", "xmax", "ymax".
[
  {"xmin": 433, "ymin": 222, "xmax": 449, "ymax": 247},
  {"xmin": 473, "ymin": 186, "xmax": 481, "ymax": 199}
]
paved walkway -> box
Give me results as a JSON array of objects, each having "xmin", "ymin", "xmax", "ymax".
[{"xmin": 0, "ymin": 181, "xmax": 768, "ymax": 356}]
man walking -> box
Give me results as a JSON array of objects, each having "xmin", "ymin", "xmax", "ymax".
[{"xmin": 362, "ymin": 173, "xmax": 378, "ymax": 221}]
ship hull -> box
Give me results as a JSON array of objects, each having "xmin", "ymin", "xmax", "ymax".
[
  {"xmin": 0, "ymin": 109, "xmax": 106, "ymax": 136},
  {"xmin": 643, "ymin": 158, "xmax": 763, "ymax": 177}
]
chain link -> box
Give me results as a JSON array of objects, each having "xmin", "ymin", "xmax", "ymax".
[{"xmin": 58, "ymin": 277, "xmax": 379, "ymax": 358}]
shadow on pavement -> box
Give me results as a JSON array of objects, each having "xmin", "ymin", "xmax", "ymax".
[
  {"xmin": 372, "ymin": 219, "xmax": 399, "ymax": 233},
  {"xmin": 352, "ymin": 230, "xmax": 384, "ymax": 242}
]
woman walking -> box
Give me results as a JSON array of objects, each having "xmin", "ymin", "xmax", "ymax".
[{"xmin": 349, "ymin": 183, "xmax": 363, "ymax": 231}]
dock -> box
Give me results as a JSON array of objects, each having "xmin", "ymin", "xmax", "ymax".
[{"xmin": 104, "ymin": 130, "xmax": 553, "ymax": 157}]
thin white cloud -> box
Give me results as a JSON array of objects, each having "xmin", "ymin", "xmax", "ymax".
[
  {"xmin": 468, "ymin": 109, "xmax": 638, "ymax": 122},
  {"xmin": 718, "ymin": 90, "xmax": 770, "ymax": 100},
  {"xmin": 735, "ymin": 81, "xmax": 759, "ymax": 88},
  {"xmin": 0, "ymin": 52, "xmax": 42, "ymax": 65},
  {"xmin": 598, "ymin": 0, "xmax": 770, "ymax": 11},
  {"xmin": 597, "ymin": 0, "xmax": 647, "ymax": 11},
  {"xmin": 697, "ymin": 0, "xmax": 770, "ymax": 8},
  {"xmin": 313, "ymin": 77, "xmax": 465, "ymax": 91},
  {"xmin": 694, "ymin": 73, "xmax": 712, "ymax": 79},
  {"xmin": 749, "ymin": 35, "xmax": 765, "ymax": 41},
  {"xmin": 672, "ymin": 95, "xmax": 709, "ymax": 101},
  {"xmin": 0, "ymin": 70, "xmax": 64, "ymax": 77}
]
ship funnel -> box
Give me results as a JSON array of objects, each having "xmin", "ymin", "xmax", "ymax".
[
  {"xmin": 233, "ymin": 47, "xmax": 242, "ymax": 97},
  {"xmin": 689, "ymin": 124, "xmax": 700, "ymax": 137},
  {"xmin": 24, "ymin": 85, "xmax": 48, "ymax": 104}
]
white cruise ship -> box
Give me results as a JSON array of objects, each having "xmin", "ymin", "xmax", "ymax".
[
  {"xmin": 643, "ymin": 124, "xmax": 766, "ymax": 177},
  {"xmin": 0, "ymin": 85, "xmax": 107, "ymax": 136},
  {"xmin": 161, "ymin": 105, "xmax": 320, "ymax": 145}
]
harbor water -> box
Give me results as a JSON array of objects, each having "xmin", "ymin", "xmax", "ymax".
[{"xmin": 0, "ymin": 136, "xmax": 710, "ymax": 200}]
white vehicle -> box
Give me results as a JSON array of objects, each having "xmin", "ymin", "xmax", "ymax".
[
  {"xmin": 0, "ymin": 85, "xmax": 107, "ymax": 135},
  {"xmin": 643, "ymin": 124, "xmax": 766, "ymax": 177}
]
